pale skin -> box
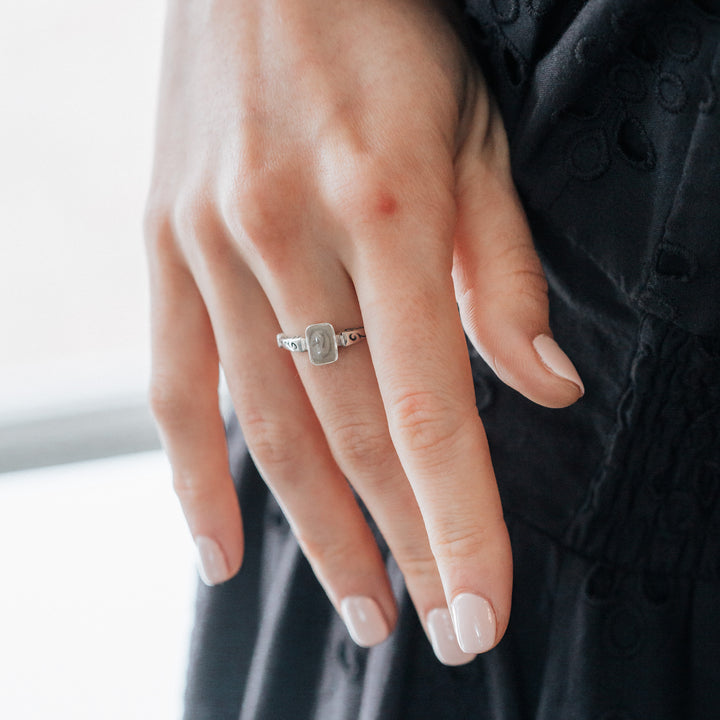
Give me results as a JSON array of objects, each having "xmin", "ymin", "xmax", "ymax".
[{"xmin": 145, "ymin": 0, "xmax": 584, "ymax": 665}]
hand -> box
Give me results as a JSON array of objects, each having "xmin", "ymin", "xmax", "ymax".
[{"xmin": 145, "ymin": 0, "xmax": 583, "ymax": 666}]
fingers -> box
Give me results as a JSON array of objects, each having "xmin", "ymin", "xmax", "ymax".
[
  {"xmin": 352, "ymin": 234, "xmax": 513, "ymax": 655},
  {"xmin": 452, "ymin": 92, "xmax": 584, "ymax": 408},
  {"xmin": 195, "ymin": 251, "xmax": 399, "ymax": 648},
  {"xmin": 147, "ymin": 231, "xmax": 243, "ymax": 586},
  {"xmin": 201, "ymin": 233, "xmax": 473, "ymax": 663},
  {"xmin": 267, "ymin": 278, "xmax": 476, "ymax": 665}
]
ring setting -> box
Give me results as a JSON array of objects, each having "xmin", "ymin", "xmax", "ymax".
[{"xmin": 277, "ymin": 323, "xmax": 366, "ymax": 365}]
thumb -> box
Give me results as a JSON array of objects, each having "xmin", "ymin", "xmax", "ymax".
[{"xmin": 452, "ymin": 97, "xmax": 583, "ymax": 409}]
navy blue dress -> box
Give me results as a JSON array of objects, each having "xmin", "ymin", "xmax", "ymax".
[{"xmin": 184, "ymin": 1, "xmax": 720, "ymax": 718}]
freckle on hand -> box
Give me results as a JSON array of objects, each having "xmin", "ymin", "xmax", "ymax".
[{"xmin": 375, "ymin": 192, "xmax": 398, "ymax": 218}]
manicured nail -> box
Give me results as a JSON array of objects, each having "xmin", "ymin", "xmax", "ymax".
[
  {"xmin": 195, "ymin": 536, "xmax": 231, "ymax": 586},
  {"xmin": 450, "ymin": 593, "xmax": 497, "ymax": 654},
  {"xmin": 340, "ymin": 596, "xmax": 389, "ymax": 647},
  {"xmin": 532, "ymin": 334, "xmax": 585, "ymax": 394},
  {"xmin": 427, "ymin": 608, "xmax": 476, "ymax": 666}
]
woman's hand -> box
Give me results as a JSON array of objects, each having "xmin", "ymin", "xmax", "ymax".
[{"xmin": 145, "ymin": 0, "xmax": 583, "ymax": 666}]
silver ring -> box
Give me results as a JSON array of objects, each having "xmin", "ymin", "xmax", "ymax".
[{"xmin": 277, "ymin": 323, "xmax": 366, "ymax": 365}]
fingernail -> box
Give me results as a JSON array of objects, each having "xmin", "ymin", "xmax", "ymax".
[
  {"xmin": 340, "ymin": 596, "xmax": 389, "ymax": 647},
  {"xmin": 427, "ymin": 608, "xmax": 476, "ymax": 666},
  {"xmin": 450, "ymin": 593, "xmax": 497, "ymax": 654},
  {"xmin": 532, "ymin": 334, "xmax": 585, "ymax": 395},
  {"xmin": 195, "ymin": 536, "xmax": 231, "ymax": 586}
]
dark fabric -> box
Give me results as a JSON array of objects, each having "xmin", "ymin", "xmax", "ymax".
[{"xmin": 183, "ymin": 1, "xmax": 720, "ymax": 718}]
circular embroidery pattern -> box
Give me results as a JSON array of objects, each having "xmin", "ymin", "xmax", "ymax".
[
  {"xmin": 567, "ymin": 129, "xmax": 610, "ymax": 180},
  {"xmin": 666, "ymin": 19, "xmax": 701, "ymax": 61},
  {"xmin": 575, "ymin": 35, "xmax": 604, "ymax": 66},
  {"xmin": 657, "ymin": 72, "xmax": 688, "ymax": 112}
]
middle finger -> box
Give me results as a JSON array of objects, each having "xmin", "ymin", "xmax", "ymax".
[{"xmin": 266, "ymin": 260, "xmax": 475, "ymax": 666}]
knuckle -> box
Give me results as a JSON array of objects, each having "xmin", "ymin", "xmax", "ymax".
[
  {"xmin": 491, "ymin": 243, "xmax": 548, "ymax": 295},
  {"xmin": 171, "ymin": 192, "xmax": 233, "ymax": 266},
  {"xmin": 394, "ymin": 548, "xmax": 439, "ymax": 584},
  {"xmin": 241, "ymin": 412, "xmax": 301, "ymax": 474},
  {"xmin": 171, "ymin": 189, "xmax": 209, "ymax": 239},
  {"xmin": 143, "ymin": 198, "xmax": 166, "ymax": 242},
  {"xmin": 512, "ymin": 271, "xmax": 549, "ymax": 300},
  {"xmin": 389, "ymin": 389, "xmax": 468, "ymax": 455},
  {"xmin": 143, "ymin": 201, "xmax": 175, "ymax": 260},
  {"xmin": 502, "ymin": 265, "xmax": 548, "ymax": 305},
  {"xmin": 298, "ymin": 531, "xmax": 359, "ymax": 573},
  {"xmin": 148, "ymin": 379, "xmax": 189, "ymax": 430},
  {"xmin": 431, "ymin": 525, "xmax": 489, "ymax": 565},
  {"xmin": 171, "ymin": 468, "xmax": 208, "ymax": 505},
  {"xmin": 222, "ymin": 174, "xmax": 276, "ymax": 237},
  {"xmin": 327, "ymin": 153, "xmax": 452, "ymax": 233},
  {"xmin": 330, "ymin": 418, "xmax": 394, "ymax": 473},
  {"xmin": 220, "ymin": 167, "xmax": 303, "ymax": 265},
  {"xmin": 337, "ymin": 161, "xmax": 393, "ymax": 212}
]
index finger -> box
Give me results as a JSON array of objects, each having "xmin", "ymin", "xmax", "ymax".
[{"xmin": 352, "ymin": 227, "xmax": 513, "ymax": 655}]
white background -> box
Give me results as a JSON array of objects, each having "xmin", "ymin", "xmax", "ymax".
[
  {"xmin": 0, "ymin": 453, "xmax": 195, "ymax": 720},
  {"xmin": 0, "ymin": 0, "xmax": 160, "ymax": 418},
  {"xmin": 0, "ymin": 2, "xmax": 198, "ymax": 717}
]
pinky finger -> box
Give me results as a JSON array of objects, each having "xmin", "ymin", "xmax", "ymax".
[{"xmin": 148, "ymin": 245, "xmax": 243, "ymax": 586}]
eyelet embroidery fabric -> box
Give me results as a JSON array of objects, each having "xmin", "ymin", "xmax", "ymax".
[
  {"xmin": 182, "ymin": 3, "xmax": 720, "ymax": 719},
  {"xmin": 465, "ymin": 0, "xmax": 720, "ymax": 339}
]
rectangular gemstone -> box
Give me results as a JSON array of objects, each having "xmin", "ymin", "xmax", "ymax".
[{"xmin": 306, "ymin": 323, "xmax": 338, "ymax": 365}]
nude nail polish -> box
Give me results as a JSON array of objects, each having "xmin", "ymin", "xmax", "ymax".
[
  {"xmin": 195, "ymin": 536, "xmax": 231, "ymax": 586},
  {"xmin": 450, "ymin": 593, "xmax": 497, "ymax": 654},
  {"xmin": 427, "ymin": 608, "xmax": 476, "ymax": 666},
  {"xmin": 532, "ymin": 334, "xmax": 585, "ymax": 394},
  {"xmin": 340, "ymin": 596, "xmax": 389, "ymax": 647}
]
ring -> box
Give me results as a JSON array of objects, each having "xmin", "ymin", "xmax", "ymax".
[{"xmin": 276, "ymin": 323, "xmax": 366, "ymax": 365}]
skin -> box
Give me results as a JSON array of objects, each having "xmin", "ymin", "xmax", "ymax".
[{"xmin": 145, "ymin": 0, "xmax": 583, "ymax": 664}]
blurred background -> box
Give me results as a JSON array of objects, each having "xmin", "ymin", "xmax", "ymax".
[{"xmin": 0, "ymin": 2, "xmax": 197, "ymax": 717}]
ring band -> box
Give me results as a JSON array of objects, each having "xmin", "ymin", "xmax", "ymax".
[{"xmin": 277, "ymin": 323, "xmax": 366, "ymax": 365}]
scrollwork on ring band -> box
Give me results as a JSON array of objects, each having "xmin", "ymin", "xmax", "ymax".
[{"xmin": 276, "ymin": 323, "xmax": 366, "ymax": 365}]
